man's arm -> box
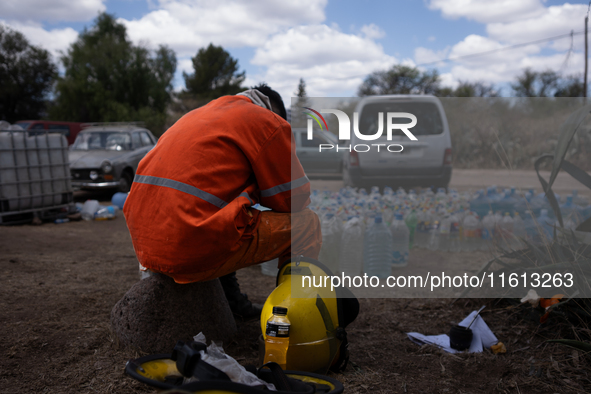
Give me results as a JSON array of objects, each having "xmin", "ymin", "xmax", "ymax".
[{"xmin": 252, "ymin": 123, "xmax": 310, "ymax": 213}]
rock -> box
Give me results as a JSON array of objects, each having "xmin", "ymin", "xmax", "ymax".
[{"xmin": 111, "ymin": 274, "xmax": 236, "ymax": 353}]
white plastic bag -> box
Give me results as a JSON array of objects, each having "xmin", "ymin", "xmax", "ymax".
[{"xmin": 183, "ymin": 332, "xmax": 276, "ymax": 390}]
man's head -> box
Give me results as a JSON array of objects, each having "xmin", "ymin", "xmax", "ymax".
[{"xmin": 253, "ymin": 83, "xmax": 287, "ymax": 120}]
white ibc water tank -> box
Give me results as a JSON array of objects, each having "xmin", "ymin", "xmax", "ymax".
[{"xmin": 0, "ymin": 131, "xmax": 71, "ymax": 213}]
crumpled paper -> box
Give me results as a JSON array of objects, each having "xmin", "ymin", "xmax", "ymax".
[
  {"xmin": 183, "ymin": 332, "xmax": 276, "ymax": 390},
  {"xmin": 407, "ymin": 310, "xmax": 498, "ymax": 353}
]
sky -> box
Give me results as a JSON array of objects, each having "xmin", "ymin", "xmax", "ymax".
[{"xmin": 1, "ymin": 0, "xmax": 589, "ymax": 102}]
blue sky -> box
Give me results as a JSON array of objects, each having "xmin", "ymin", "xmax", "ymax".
[{"xmin": 1, "ymin": 0, "xmax": 588, "ymax": 101}]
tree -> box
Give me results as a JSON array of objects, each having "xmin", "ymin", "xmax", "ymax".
[
  {"xmin": 554, "ymin": 74, "xmax": 585, "ymax": 97},
  {"xmin": 452, "ymin": 81, "xmax": 498, "ymax": 97},
  {"xmin": 511, "ymin": 68, "xmax": 561, "ymax": 97},
  {"xmin": 358, "ymin": 65, "xmax": 440, "ymax": 96},
  {"xmin": 51, "ymin": 13, "xmax": 177, "ymax": 135},
  {"xmin": 0, "ymin": 25, "xmax": 57, "ymax": 123},
  {"xmin": 294, "ymin": 78, "xmax": 307, "ymax": 98},
  {"xmin": 183, "ymin": 44, "xmax": 245, "ymax": 99},
  {"xmin": 511, "ymin": 68, "xmax": 586, "ymax": 97}
]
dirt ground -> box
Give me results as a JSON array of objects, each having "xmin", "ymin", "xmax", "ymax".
[{"xmin": 1, "ymin": 196, "xmax": 589, "ymax": 393}]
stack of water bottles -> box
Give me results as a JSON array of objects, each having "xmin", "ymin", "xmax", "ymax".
[{"xmin": 308, "ymin": 185, "xmax": 591, "ymax": 277}]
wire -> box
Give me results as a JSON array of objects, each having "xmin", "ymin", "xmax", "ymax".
[
  {"xmin": 415, "ymin": 31, "xmax": 585, "ymax": 67},
  {"xmin": 322, "ymin": 30, "xmax": 586, "ymax": 81}
]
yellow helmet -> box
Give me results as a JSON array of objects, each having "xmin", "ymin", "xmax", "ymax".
[{"xmin": 261, "ymin": 257, "xmax": 359, "ymax": 374}]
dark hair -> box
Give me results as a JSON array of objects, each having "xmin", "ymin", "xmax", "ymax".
[{"xmin": 253, "ymin": 83, "xmax": 287, "ymax": 120}]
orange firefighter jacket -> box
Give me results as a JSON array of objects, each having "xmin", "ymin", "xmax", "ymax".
[{"xmin": 123, "ymin": 95, "xmax": 310, "ymax": 277}]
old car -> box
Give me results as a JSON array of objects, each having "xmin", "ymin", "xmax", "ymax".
[{"xmin": 69, "ymin": 123, "xmax": 157, "ymax": 192}]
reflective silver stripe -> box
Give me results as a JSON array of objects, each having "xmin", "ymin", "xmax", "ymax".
[
  {"xmin": 239, "ymin": 192, "xmax": 254, "ymax": 205},
  {"xmin": 134, "ymin": 174, "xmax": 228, "ymax": 209},
  {"xmin": 260, "ymin": 176, "xmax": 309, "ymax": 198}
]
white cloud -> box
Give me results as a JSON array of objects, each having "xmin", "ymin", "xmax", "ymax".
[
  {"xmin": 361, "ymin": 23, "xmax": 385, "ymax": 39},
  {"xmin": 414, "ymin": 46, "xmax": 449, "ymax": 66},
  {"xmin": 422, "ymin": 2, "xmax": 587, "ymax": 90},
  {"xmin": 447, "ymin": 34, "xmax": 542, "ymax": 65},
  {"xmin": 120, "ymin": 0, "xmax": 327, "ymax": 57},
  {"xmin": 439, "ymin": 72, "xmax": 458, "ymax": 89},
  {"xmin": 428, "ymin": 0, "xmax": 545, "ymax": 24},
  {"xmin": 250, "ymin": 24, "xmax": 396, "ymax": 101},
  {"xmin": 487, "ymin": 3, "xmax": 587, "ymax": 49},
  {"xmin": 0, "ymin": 0, "xmax": 105, "ymax": 22},
  {"xmin": 1, "ymin": 20, "xmax": 78, "ymax": 62}
]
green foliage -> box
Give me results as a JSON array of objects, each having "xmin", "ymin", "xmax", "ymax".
[
  {"xmin": 183, "ymin": 43, "xmax": 245, "ymax": 100},
  {"xmin": 358, "ymin": 65, "xmax": 499, "ymax": 97},
  {"xmin": 0, "ymin": 25, "xmax": 57, "ymax": 123},
  {"xmin": 452, "ymin": 81, "xmax": 498, "ymax": 97},
  {"xmin": 512, "ymin": 68, "xmax": 584, "ymax": 97},
  {"xmin": 50, "ymin": 13, "xmax": 177, "ymax": 135},
  {"xmin": 295, "ymin": 78, "xmax": 307, "ymax": 98},
  {"xmin": 358, "ymin": 65, "xmax": 440, "ymax": 96}
]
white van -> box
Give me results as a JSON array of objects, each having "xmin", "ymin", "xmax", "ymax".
[{"xmin": 343, "ymin": 95, "xmax": 452, "ymax": 189}]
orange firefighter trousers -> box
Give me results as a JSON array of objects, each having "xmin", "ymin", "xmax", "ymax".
[{"xmin": 157, "ymin": 208, "xmax": 322, "ymax": 284}]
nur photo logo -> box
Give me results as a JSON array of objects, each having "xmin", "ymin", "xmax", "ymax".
[{"xmin": 302, "ymin": 107, "xmax": 418, "ymax": 153}]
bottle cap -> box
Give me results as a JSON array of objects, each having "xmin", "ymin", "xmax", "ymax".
[{"xmin": 273, "ymin": 306, "xmax": 288, "ymax": 315}]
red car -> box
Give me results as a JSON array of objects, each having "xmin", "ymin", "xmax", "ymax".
[{"xmin": 15, "ymin": 120, "xmax": 84, "ymax": 145}]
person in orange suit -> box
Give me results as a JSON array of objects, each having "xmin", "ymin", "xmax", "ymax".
[{"xmin": 124, "ymin": 84, "xmax": 321, "ymax": 319}]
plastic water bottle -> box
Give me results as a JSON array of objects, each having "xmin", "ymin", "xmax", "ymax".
[
  {"xmin": 498, "ymin": 213, "xmax": 513, "ymax": 249},
  {"xmin": 81, "ymin": 200, "xmax": 100, "ymax": 221},
  {"xmin": 439, "ymin": 214, "xmax": 451, "ymax": 252},
  {"xmin": 263, "ymin": 306, "xmax": 291, "ymax": 370},
  {"xmin": 571, "ymin": 189, "xmax": 589, "ymax": 207},
  {"xmin": 523, "ymin": 210, "xmax": 538, "ymax": 244},
  {"xmin": 436, "ymin": 188, "xmax": 447, "ymax": 203},
  {"xmin": 427, "ymin": 218, "xmax": 441, "ymax": 251},
  {"xmin": 415, "ymin": 210, "xmax": 429, "ymax": 249},
  {"xmin": 95, "ymin": 205, "xmax": 117, "ymax": 220},
  {"xmin": 462, "ymin": 213, "xmax": 480, "ymax": 252},
  {"xmin": 390, "ymin": 213, "xmax": 409, "ymax": 267},
  {"xmin": 537, "ymin": 209, "xmax": 554, "ymax": 243},
  {"xmin": 404, "ymin": 209, "xmax": 418, "ymax": 248},
  {"xmin": 497, "ymin": 188, "xmax": 518, "ymax": 215},
  {"xmin": 363, "ymin": 215, "xmax": 392, "ymax": 278},
  {"xmin": 448, "ymin": 212, "xmax": 461, "ymax": 252},
  {"xmin": 339, "ymin": 217, "xmax": 365, "ymax": 276},
  {"xmin": 470, "ymin": 190, "xmax": 490, "ymax": 219},
  {"xmin": 560, "ymin": 196, "xmax": 581, "ymax": 225},
  {"xmin": 318, "ymin": 213, "xmax": 342, "ymax": 274},
  {"xmin": 481, "ymin": 211, "xmax": 495, "ymax": 250},
  {"xmin": 512, "ymin": 212, "xmax": 526, "ymax": 249}
]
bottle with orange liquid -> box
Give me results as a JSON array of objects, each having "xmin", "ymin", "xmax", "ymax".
[{"xmin": 263, "ymin": 306, "xmax": 290, "ymax": 369}]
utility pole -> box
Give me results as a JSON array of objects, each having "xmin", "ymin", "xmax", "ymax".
[{"xmin": 585, "ymin": 15, "xmax": 588, "ymax": 99}]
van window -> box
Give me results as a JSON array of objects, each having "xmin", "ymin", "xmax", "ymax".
[
  {"xmin": 48, "ymin": 124, "xmax": 70, "ymax": 137},
  {"xmin": 358, "ymin": 102, "xmax": 444, "ymax": 136},
  {"xmin": 30, "ymin": 123, "xmax": 45, "ymax": 130}
]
